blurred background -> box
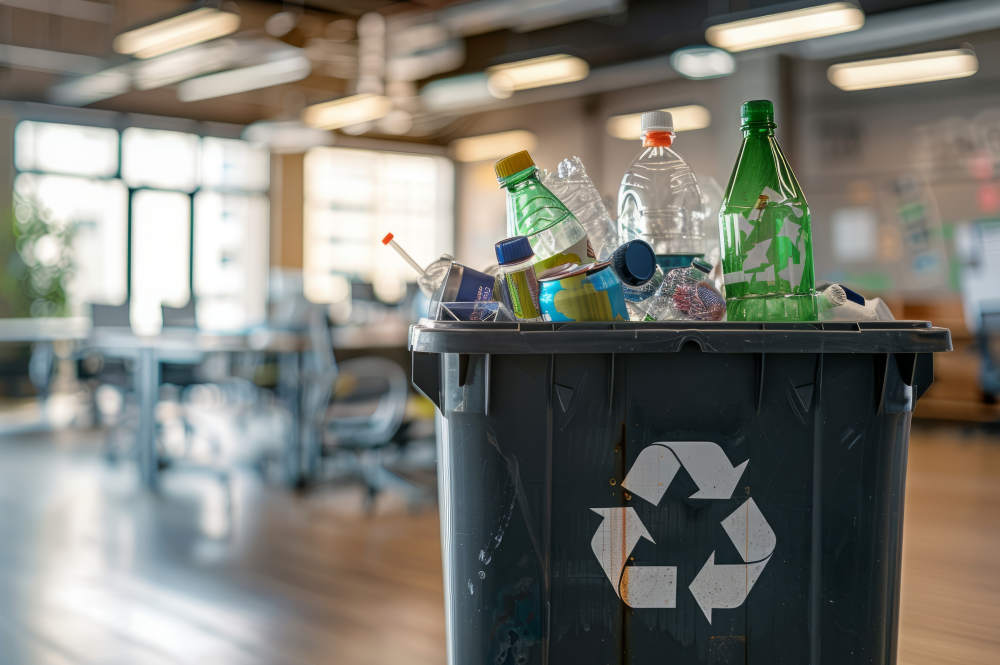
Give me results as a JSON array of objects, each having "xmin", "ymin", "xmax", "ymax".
[{"xmin": 0, "ymin": 1, "xmax": 998, "ymax": 664}]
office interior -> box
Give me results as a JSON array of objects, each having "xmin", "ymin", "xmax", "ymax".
[{"xmin": 0, "ymin": 0, "xmax": 997, "ymax": 663}]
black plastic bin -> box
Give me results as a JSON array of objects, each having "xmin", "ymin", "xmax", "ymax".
[{"xmin": 409, "ymin": 320, "xmax": 952, "ymax": 665}]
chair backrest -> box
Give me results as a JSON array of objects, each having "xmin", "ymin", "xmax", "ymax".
[
  {"xmin": 302, "ymin": 308, "xmax": 338, "ymax": 427},
  {"xmin": 325, "ymin": 356, "xmax": 408, "ymax": 448}
]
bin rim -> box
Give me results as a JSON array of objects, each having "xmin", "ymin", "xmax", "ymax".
[{"xmin": 408, "ymin": 319, "xmax": 952, "ymax": 355}]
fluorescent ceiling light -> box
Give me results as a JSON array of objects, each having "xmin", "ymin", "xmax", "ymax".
[
  {"xmin": 302, "ymin": 94, "xmax": 393, "ymax": 130},
  {"xmin": 242, "ymin": 120, "xmax": 335, "ymax": 154},
  {"xmin": 606, "ymin": 105, "xmax": 712, "ymax": 140},
  {"xmin": 486, "ymin": 54, "xmax": 589, "ymax": 96},
  {"xmin": 828, "ymin": 48, "xmax": 978, "ymax": 91},
  {"xmin": 670, "ymin": 46, "xmax": 736, "ymax": 80},
  {"xmin": 440, "ymin": 0, "xmax": 625, "ymax": 37},
  {"xmin": 178, "ymin": 55, "xmax": 311, "ymax": 102},
  {"xmin": 421, "ymin": 73, "xmax": 503, "ymax": 112},
  {"xmin": 706, "ymin": 2, "xmax": 864, "ymax": 52},
  {"xmin": 49, "ymin": 65, "xmax": 132, "ymax": 106},
  {"xmin": 450, "ymin": 130, "xmax": 537, "ymax": 163},
  {"xmin": 114, "ymin": 6, "xmax": 241, "ymax": 59},
  {"xmin": 133, "ymin": 39, "xmax": 240, "ymax": 90},
  {"xmin": 0, "ymin": 44, "xmax": 105, "ymax": 76}
]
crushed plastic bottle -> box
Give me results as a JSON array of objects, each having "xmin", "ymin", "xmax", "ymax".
[
  {"xmin": 650, "ymin": 257, "xmax": 726, "ymax": 321},
  {"xmin": 542, "ymin": 156, "xmax": 619, "ymax": 261},
  {"xmin": 618, "ymin": 111, "xmax": 706, "ymax": 272}
]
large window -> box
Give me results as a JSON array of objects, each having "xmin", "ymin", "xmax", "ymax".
[
  {"xmin": 303, "ymin": 147, "xmax": 453, "ymax": 305},
  {"xmin": 14, "ymin": 120, "xmax": 270, "ymax": 334},
  {"xmin": 12, "ymin": 173, "xmax": 128, "ymax": 308}
]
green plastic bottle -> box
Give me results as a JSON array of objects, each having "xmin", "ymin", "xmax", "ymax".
[
  {"xmin": 719, "ymin": 100, "xmax": 816, "ymax": 321},
  {"xmin": 495, "ymin": 150, "xmax": 594, "ymax": 274}
]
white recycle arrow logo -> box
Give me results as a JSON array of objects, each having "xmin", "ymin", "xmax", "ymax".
[{"xmin": 590, "ymin": 442, "xmax": 776, "ymax": 623}]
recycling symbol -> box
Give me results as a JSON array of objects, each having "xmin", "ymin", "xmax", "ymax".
[{"xmin": 589, "ymin": 441, "xmax": 776, "ymax": 623}]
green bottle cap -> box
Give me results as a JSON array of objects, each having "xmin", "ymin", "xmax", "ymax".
[{"xmin": 741, "ymin": 100, "xmax": 776, "ymax": 129}]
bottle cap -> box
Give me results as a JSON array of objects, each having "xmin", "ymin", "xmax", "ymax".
[
  {"xmin": 612, "ymin": 239, "xmax": 656, "ymax": 286},
  {"xmin": 641, "ymin": 111, "xmax": 673, "ymax": 133},
  {"xmin": 494, "ymin": 151, "xmax": 535, "ymax": 180},
  {"xmin": 495, "ymin": 236, "xmax": 534, "ymax": 265},
  {"xmin": 741, "ymin": 100, "xmax": 776, "ymax": 128},
  {"xmin": 691, "ymin": 257, "xmax": 713, "ymax": 274},
  {"xmin": 841, "ymin": 285, "xmax": 866, "ymax": 306}
]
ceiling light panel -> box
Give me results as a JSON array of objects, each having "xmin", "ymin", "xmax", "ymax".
[
  {"xmin": 606, "ymin": 105, "xmax": 711, "ymax": 140},
  {"xmin": 827, "ymin": 48, "xmax": 979, "ymax": 91},
  {"xmin": 486, "ymin": 54, "xmax": 589, "ymax": 96},
  {"xmin": 177, "ymin": 55, "xmax": 312, "ymax": 102},
  {"xmin": 114, "ymin": 7, "xmax": 241, "ymax": 60},
  {"xmin": 706, "ymin": 2, "xmax": 865, "ymax": 52},
  {"xmin": 450, "ymin": 130, "xmax": 537, "ymax": 163},
  {"xmin": 421, "ymin": 74, "xmax": 502, "ymax": 113},
  {"xmin": 670, "ymin": 46, "xmax": 736, "ymax": 80},
  {"xmin": 302, "ymin": 94, "xmax": 394, "ymax": 130}
]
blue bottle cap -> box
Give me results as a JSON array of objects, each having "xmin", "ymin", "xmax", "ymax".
[
  {"xmin": 841, "ymin": 285, "xmax": 866, "ymax": 306},
  {"xmin": 611, "ymin": 240, "xmax": 656, "ymax": 286},
  {"xmin": 495, "ymin": 236, "xmax": 534, "ymax": 265}
]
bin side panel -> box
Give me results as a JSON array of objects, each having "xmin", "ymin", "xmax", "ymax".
[
  {"xmin": 818, "ymin": 353, "xmax": 907, "ymax": 665},
  {"xmin": 442, "ymin": 353, "xmax": 550, "ymax": 665},
  {"xmin": 549, "ymin": 353, "xmax": 626, "ymax": 664}
]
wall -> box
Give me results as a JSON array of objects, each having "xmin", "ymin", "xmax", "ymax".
[{"xmin": 795, "ymin": 31, "xmax": 1000, "ymax": 297}]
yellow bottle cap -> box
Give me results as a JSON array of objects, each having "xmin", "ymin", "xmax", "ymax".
[{"xmin": 494, "ymin": 150, "xmax": 535, "ymax": 180}]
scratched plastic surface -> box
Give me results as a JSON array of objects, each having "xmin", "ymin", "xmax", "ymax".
[{"xmin": 414, "ymin": 324, "xmax": 951, "ymax": 664}]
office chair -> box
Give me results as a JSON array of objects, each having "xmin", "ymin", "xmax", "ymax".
[{"xmin": 319, "ymin": 355, "xmax": 416, "ymax": 510}]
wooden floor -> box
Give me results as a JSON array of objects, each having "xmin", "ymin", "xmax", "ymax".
[
  {"xmin": 0, "ymin": 424, "xmax": 997, "ymax": 664},
  {"xmin": 898, "ymin": 425, "xmax": 1000, "ymax": 665}
]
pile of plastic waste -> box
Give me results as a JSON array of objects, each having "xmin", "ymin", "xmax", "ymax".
[{"xmin": 384, "ymin": 101, "xmax": 895, "ymax": 324}]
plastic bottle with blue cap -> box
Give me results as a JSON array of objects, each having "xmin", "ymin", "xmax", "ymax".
[
  {"xmin": 608, "ymin": 239, "xmax": 666, "ymax": 320},
  {"xmin": 495, "ymin": 236, "xmax": 542, "ymax": 321}
]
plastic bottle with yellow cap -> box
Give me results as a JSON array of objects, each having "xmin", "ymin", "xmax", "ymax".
[{"xmin": 494, "ymin": 150, "xmax": 594, "ymax": 274}]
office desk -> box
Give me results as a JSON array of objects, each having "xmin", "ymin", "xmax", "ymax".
[
  {"xmin": 89, "ymin": 327, "xmax": 311, "ymax": 489},
  {"xmin": 0, "ymin": 317, "xmax": 91, "ymax": 342},
  {"xmin": 85, "ymin": 321, "xmax": 412, "ymax": 489}
]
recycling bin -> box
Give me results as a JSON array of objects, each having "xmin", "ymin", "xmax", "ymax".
[{"xmin": 409, "ymin": 320, "xmax": 952, "ymax": 665}]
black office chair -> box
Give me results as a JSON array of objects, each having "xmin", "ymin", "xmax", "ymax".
[
  {"xmin": 319, "ymin": 355, "xmax": 420, "ymax": 510},
  {"xmin": 979, "ymin": 305, "xmax": 1000, "ymax": 401}
]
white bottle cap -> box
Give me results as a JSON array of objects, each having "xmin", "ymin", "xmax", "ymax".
[{"xmin": 641, "ymin": 111, "xmax": 673, "ymax": 133}]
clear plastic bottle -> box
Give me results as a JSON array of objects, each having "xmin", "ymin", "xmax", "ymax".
[{"xmin": 618, "ymin": 111, "xmax": 706, "ymax": 272}]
